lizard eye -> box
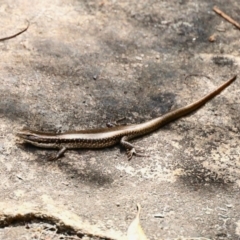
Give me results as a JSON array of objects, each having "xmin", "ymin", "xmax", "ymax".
[{"xmin": 28, "ymin": 135, "xmax": 38, "ymax": 140}]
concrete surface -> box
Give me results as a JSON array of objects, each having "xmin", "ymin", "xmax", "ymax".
[{"xmin": 0, "ymin": 0, "xmax": 240, "ymax": 239}]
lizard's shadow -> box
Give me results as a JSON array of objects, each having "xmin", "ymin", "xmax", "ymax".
[
  {"xmin": 56, "ymin": 158, "xmax": 114, "ymax": 186},
  {"xmin": 18, "ymin": 143, "xmax": 114, "ymax": 186}
]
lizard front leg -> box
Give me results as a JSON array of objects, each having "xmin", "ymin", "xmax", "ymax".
[
  {"xmin": 106, "ymin": 117, "xmax": 126, "ymax": 128},
  {"xmin": 48, "ymin": 147, "xmax": 67, "ymax": 161}
]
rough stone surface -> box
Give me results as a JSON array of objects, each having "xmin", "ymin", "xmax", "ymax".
[{"xmin": 0, "ymin": 0, "xmax": 240, "ymax": 239}]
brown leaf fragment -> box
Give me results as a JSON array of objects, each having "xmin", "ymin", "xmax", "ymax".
[{"xmin": 208, "ymin": 34, "xmax": 216, "ymax": 42}]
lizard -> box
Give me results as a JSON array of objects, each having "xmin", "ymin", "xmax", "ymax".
[{"xmin": 16, "ymin": 75, "xmax": 237, "ymax": 160}]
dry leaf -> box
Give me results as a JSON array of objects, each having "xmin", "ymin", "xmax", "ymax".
[
  {"xmin": 208, "ymin": 34, "xmax": 216, "ymax": 42},
  {"xmin": 127, "ymin": 204, "xmax": 148, "ymax": 240}
]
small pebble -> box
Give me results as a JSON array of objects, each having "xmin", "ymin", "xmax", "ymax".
[
  {"xmin": 154, "ymin": 213, "xmax": 164, "ymax": 218},
  {"xmin": 135, "ymin": 56, "xmax": 142, "ymax": 61}
]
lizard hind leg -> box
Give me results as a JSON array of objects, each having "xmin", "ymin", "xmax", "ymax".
[{"xmin": 120, "ymin": 136, "xmax": 148, "ymax": 160}]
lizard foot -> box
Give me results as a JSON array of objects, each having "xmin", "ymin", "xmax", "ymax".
[
  {"xmin": 47, "ymin": 154, "xmax": 58, "ymax": 161},
  {"xmin": 47, "ymin": 147, "xmax": 67, "ymax": 161},
  {"xmin": 127, "ymin": 148, "xmax": 149, "ymax": 161}
]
